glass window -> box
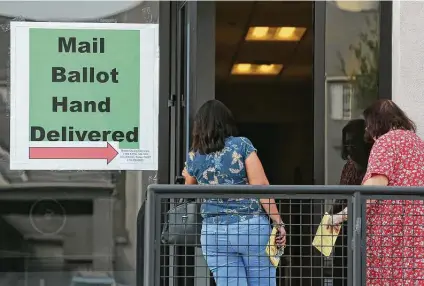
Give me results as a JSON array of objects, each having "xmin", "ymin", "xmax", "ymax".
[
  {"xmin": 325, "ymin": 1, "xmax": 380, "ymax": 185},
  {"xmin": 0, "ymin": 2, "xmax": 158, "ymax": 285}
]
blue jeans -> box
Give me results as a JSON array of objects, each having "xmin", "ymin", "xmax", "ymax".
[{"xmin": 201, "ymin": 215, "xmax": 276, "ymax": 286}]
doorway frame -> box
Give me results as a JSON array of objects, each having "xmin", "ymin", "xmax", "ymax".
[
  {"xmin": 157, "ymin": 1, "xmax": 393, "ymax": 286},
  {"xmin": 158, "ymin": 1, "xmax": 393, "ymax": 185},
  {"xmin": 314, "ymin": 1, "xmax": 325, "ymax": 186}
]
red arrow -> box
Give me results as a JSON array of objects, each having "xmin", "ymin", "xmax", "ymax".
[{"xmin": 29, "ymin": 143, "xmax": 119, "ymax": 164}]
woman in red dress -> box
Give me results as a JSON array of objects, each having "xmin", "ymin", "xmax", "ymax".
[{"xmin": 329, "ymin": 100, "xmax": 424, "ymax": 285}]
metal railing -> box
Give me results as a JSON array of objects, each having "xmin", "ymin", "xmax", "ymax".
[{"xmin": 138, "ymin": 184, "xmax": 424, "ymax": 286}]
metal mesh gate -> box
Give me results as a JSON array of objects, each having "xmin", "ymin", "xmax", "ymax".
[{"xmin": 139, "ymin": 185, "xmax": 424, "ymax": 286}]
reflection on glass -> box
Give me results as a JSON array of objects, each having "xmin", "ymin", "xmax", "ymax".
[
  {"xmin": 325, "ymin": 1, "xmax": 380, "ymax": 185},
  {"xmin": 0, "ymin": 2, "xmax": 158, "ymax": 285},
  {"xmin": 324, "ymin": 5, "xmax": 380, "ymax": 286}
]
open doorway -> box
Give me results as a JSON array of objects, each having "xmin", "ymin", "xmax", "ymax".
[
  {"xmin": 215, "ymin": 2, "xmax": 316, "ymax": 285},
  {"xmin": 215, "ymin": 1, "xmax": 314, "ymax": 186}
]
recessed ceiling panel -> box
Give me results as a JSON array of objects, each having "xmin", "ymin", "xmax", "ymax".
[
  {"xmin": 236, "ymin": 42, "xmax": 298, "ymax": 64},
  {"xmin": 246, "ymin": 26, "xmax": 307, "ymax": 42}
]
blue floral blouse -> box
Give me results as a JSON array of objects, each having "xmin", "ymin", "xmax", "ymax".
[{"xmin": 185, "ymin": 136, "xmax": 264, "ymax": 220}]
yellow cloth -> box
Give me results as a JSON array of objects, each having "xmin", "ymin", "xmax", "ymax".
[
  {"xmin": 266, "ymin": 226, "xmax": 284, "ymax": 267},
  {"xmin": 312, "ymin": 212, "xmax": 340, "ymax": 257}
]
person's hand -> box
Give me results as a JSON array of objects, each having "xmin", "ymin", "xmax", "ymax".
[
  {"xmin": 182, "ymin": 168, "xmax": 189, "ymax": 178},
  {"xmin": 326, "ymin": 213, "xmax": 344, "ymax": 233},
  {"xmin": 276, "ymin": 225, "xmax": 287, "ymax": 247}
]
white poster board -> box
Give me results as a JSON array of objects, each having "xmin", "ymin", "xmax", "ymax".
[{"xmin": 10, "ymin": 21, "xmax": 158, "ymax": 170}]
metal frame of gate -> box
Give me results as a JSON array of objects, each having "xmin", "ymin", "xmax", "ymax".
[{"xmin": 138, "ymin": 184, "xmax": 424, "ymax": 286}]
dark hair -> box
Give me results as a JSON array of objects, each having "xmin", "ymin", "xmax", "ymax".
[
  {"xmin": 341, "ymin": 119, "xmax": 366, "ymax": 160},
  {"xmin": 191, "ymin": 100, "xmax": 238, "ymax": 154},
  {"xmin": 341, "ymin": 119, "xmax": 373, "ymax": 168},
  {"xmin": 331, "ymin": 120, "xmax": 373, "ymax": 215},
  {"xmin": 363, "ymin": 99, "xmax": 416, "ymax": 139}
]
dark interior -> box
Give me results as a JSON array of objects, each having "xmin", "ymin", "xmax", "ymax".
[
  {"xmin": 215, "ymin": 2, "xmax": 318, "ymax": 285},
  {"xmin": 215, "ymin": 1, "xmax": 314, "ymax": 186}
]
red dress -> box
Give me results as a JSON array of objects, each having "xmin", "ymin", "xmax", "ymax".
[{"xmin": 363, "ymin": 130, "xmax": 424, "ymax": 285}]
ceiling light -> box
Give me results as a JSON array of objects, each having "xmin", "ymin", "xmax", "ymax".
[
  {"xmin": 249, "ymin": 27, "xmax": 270, "ymax": 40},
  {"xmin": 258, "ymin": 64, "xmax": 275, "ymax": 73},
  {"xmin": 235, "ymin": 63, "xmax": 252, "ymax": 73},
  {"xmin": 275, "ymin": 27, "xmax": 306, "ymax": 41},
  {"xmin": 245, "ymin": 26, "xmax": 306, "ymax": 42},
  {"xmin": 231, "ymin": 63, "xmax": 283, "ymax": 76},
  {"xmin": 277, "ymin": 27, "xmax": 296, "ymax": 38}
]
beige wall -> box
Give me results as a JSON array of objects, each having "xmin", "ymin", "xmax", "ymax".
[{"xmin": 392, "ymin": 1, "xmax": 424, "ymax": 139}]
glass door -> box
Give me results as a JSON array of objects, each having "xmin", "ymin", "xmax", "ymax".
[
  {"xmin": 167, "ymin": 3, "xmax": 191, "ymax": 286},
  {"xmin": 319, "ymin": 1, "xmax": 389, "ymax": 285},
  {"xmin": 169, "ymin": 1, "xmax": 189, "ymax": 184},
  {"xmin": 166, "ymin": 2, "xmax": 215, "ymax": 286}
]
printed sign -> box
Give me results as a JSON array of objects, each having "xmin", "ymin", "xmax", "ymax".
[{"xmin": 10, "ymin": 22, "xmax": 158, "ymax": 170}]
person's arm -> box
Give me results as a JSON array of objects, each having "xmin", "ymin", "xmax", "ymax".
[
  {"xmin": 363, "ymin": 175, "xmax": 389, "ymax": 186},
  {"xmin": 335, "ymin": 174, "xmax": 389, "ymax": 223},
  {"xmin": 245, "ymin": 151, "xmax": 283, "ymax": 225},
  {"xmin": 259, "ymin": 198, "xmax": 284, "ymax": 225},
  {"xmin": 329, "ymin": 161, "xmax": 356, "ymax": 215},
  {"xmin": 182, "ymin": 168, "xmax": 197, "ymax": 185},
  {"xmin": 333, "ymin": 138, "xmax": 392, "ymax": 225},
  {"xmin": 363, "ymin": 175, "xmax": 388, "ymax": 205},
  {"xmin": 339, "ymin": 160, "xmax": 356, "ymax": 185},
  {"xmin": 182, "ymin": 152, "xmax": 197, "ymax": 185}
]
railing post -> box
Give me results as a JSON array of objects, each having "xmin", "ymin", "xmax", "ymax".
[
  {"xmin": 352, "ymin": 191, "xmax": 363, "ymax": 286},
  {"xmin": 144, "ymin": 188, "xmax": 156, "ymax": 286},
  {"xmin": 347, "ymin": 195, "xmax": 353, "ymax": 286},
  {"xmin": 136, "ymin": 202, "xmax": 145, "ymax": 286}
]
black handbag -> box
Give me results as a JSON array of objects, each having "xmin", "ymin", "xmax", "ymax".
[{"xmin": 161, "ymin": 199, "xmax": 203, "ymax": 246}]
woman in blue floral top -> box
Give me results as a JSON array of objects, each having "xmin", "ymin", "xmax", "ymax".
[{"xmin": 182, "ymin": 100, "xmax": 286, "ymax": 286}]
